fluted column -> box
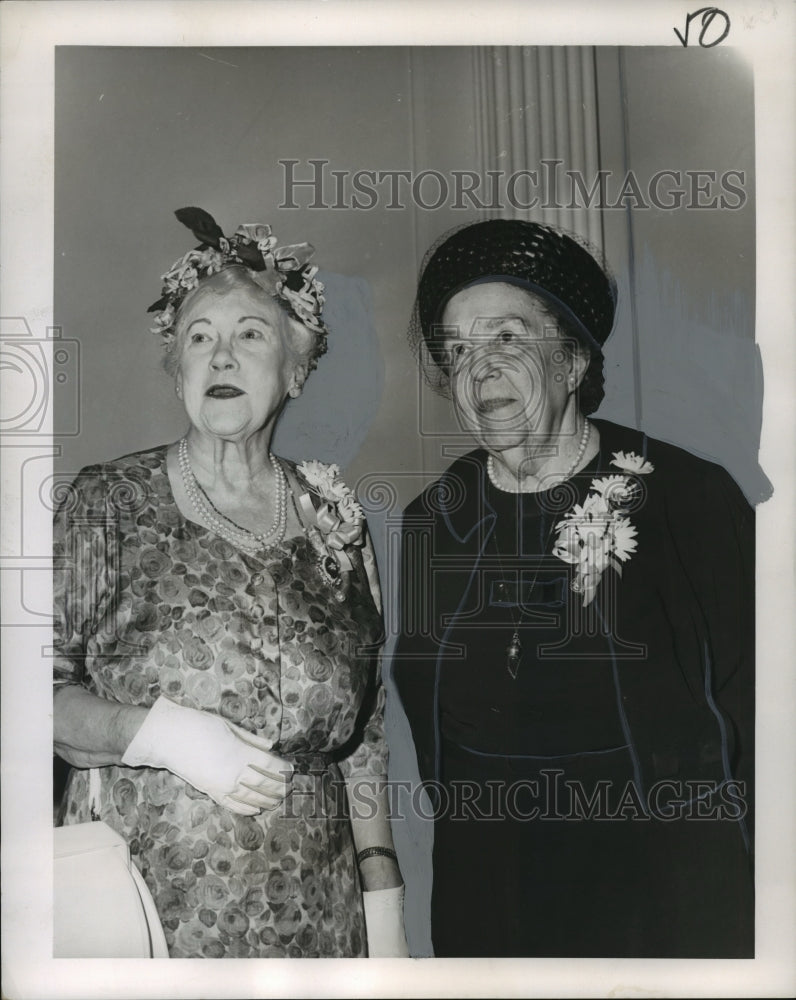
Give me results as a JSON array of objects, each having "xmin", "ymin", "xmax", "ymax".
[{"xmin": 474, "ymin": 46, "xmax": 604, "ymax": 253}]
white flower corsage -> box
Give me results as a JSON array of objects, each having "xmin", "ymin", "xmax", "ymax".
[
  {"xmin": 296, "ymin": 460, "xmax": 364, "ymax": 597},
  {"xmin": 553, "ymin": 451, "xmax": 654, "ymax": 606},
  {"xmin": 610, "ymin": 451, "xmax": 655, "ymax": 475}
]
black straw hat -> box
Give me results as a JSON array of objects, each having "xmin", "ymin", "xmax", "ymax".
[{"xmin": 411, "ymin": 219, "xmax": 616, "ymax": 389}]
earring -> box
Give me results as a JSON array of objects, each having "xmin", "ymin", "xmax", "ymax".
[
  {"xmin": 568, "ymin": 375, "xmax": 576, "ymax": 388},
  {"xmin": 175, "ymin": 383, "xmax": 182, "ymax": 397},
  {"xmin": 289, "ymin": 385, "xmax": 301, "ymax": 398}
]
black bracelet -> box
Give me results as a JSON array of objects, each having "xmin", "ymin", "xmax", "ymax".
[{"xmin": 356, "ymin": 846, "xmax": 398, "ymax": 865}]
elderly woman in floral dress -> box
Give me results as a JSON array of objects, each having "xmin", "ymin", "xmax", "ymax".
[
  {"xmin": 393, "ymin": 219, "xmax": 754, "ymax": 958},
  {"xmin": 53, "ymin": 208, "xmax": 408, "ymax": 958}
]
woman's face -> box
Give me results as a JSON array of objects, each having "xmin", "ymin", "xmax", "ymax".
[
  {"xmin": 174, "ymin": 277, "xmax": 302, "ymax": 442},
  {"xmin": 441, "ymin": 282, "xmax": 584, "ymax": 452}
]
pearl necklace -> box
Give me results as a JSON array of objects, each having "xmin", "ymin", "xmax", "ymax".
[
  {"xmin": 487, "ymin": 419, "xmax": 592, "ymax": 494},
  {"xmin": 178, "ymin": 437, "xmax": 287, "ymax": 554}
]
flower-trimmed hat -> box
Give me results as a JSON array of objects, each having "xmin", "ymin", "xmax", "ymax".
[
  {"xmin": 148, "ymin": 207, "xmax": 327, "ymax": 369},
  {"xmin": 409, "ymin": 219, "xmax": 616, "ymax": 392}
]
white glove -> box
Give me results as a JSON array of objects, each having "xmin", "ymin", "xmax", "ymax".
[
  {"xmin": 121, "ymin": 696, "xmax": 292, "ymax": 816},
  {"xmin": 362, "ymin": 885, "xmax": 410, "ymax": 957}
]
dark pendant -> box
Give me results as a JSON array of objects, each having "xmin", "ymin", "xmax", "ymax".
[
  {"xmin": 322, "ymin": 554, "xmax": 341, "ymax": 582},
  {"xmin": 318, "ymin": 552, "xmax": 348, "ymax": 601},
  {"xmin": 506, "ymin": 631, "xmax": 522, "ymax": 679}
]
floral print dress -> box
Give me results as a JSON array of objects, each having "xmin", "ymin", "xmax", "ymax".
[{"xmin": 54, "ymin": 446, "xmax": 387, "ymax": 958}]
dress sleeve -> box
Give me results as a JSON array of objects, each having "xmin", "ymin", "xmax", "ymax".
[
  {"xmin": 53, "ymin": 467, "xmax": 113, "ymax": 690},
  {"xmin": 337, "ymin": 522, "xmax": 388, "ymax": 781},
  {"xmin": 359, "ymin": 528, "xmax": 382, "ymax": 616},
  {"xmin": 698, "ymin": 467, "xmax": 755, "ymax": 798},
  {"xmin": 337, "ymin": 683, "xmax": 388, "ymax": 782},
  {"xmin": 667, "ymin": 460, "xmax": 755, "ymax": 839}
]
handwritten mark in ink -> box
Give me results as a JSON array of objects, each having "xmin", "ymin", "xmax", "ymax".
[{"xmin": 674, "ymin": 7, "xmax": 731, "ymax": 47}]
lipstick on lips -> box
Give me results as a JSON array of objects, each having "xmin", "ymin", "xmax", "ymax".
[
  {"xmin": 477, "ymin": 396, "xmax": 517, "ymax": 414},
  {"xmin": 205, "ymin": 384, "xmax": 245, "ymax": 399}
]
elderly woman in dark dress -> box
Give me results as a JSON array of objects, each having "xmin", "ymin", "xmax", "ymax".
[
  {"xmin": 393, "ymin": 219, "xmax": 754, "ymax": 957},
  {"xmin": 53, "ymin": 209, "xmax": 408, "ymax": 958}
]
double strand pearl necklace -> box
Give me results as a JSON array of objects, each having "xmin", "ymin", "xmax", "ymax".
[
  {"xmin": 487, "ymin": 419, "xmax": 592, "ymax": 494},
  {"xmin": 178, "ymin": 437, "xmax": 287, "ymax": 554}
]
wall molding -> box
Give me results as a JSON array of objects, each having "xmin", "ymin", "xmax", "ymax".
[{"xmin": 474, "ymin": 46, "xmax": 604, "ymax": 254}]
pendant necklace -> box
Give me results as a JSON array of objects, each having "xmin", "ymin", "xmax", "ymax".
[{"xmin": 488, "ymin": 420, "xmax": 591, "ymax": 678}]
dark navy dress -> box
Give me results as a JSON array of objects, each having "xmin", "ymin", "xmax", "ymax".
[{"xmin": 393, "ymin": 420, "xmax": 754, "ymax": 957}]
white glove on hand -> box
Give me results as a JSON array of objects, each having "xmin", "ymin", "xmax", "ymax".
[
  {"xmin": 121, "ymin": 696, "xmax": 292, "ymax": 816},
  {"xmin": 362, "ymin": 885, "xmax": 410, "ymax": 957}
]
